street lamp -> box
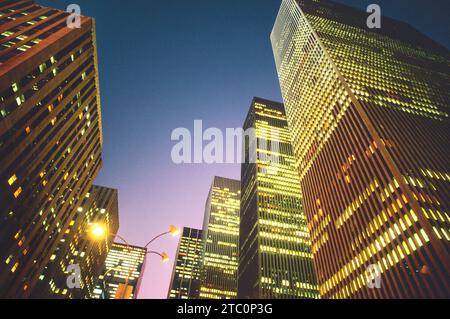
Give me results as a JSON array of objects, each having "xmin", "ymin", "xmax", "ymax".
[
  {"xmin": 87, "ymin": 223, "xmax": 179, "ymax": 298},
  {"xmin": 88, "ymin": 223, "xmax": 179, "ymax": 262},
  {"xmin": 89, "ymin": 223, "xmax": 107, "ymax": 240}
]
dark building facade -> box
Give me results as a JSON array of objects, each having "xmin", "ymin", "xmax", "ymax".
[
  {"xmin": 93, "ymin": 242, "xmax": 147, "ymax": 299},
  {"xmin": 0, "ymin": 1, "xmax": 103, "ymax": 298},
  {"xmin": 31, "ymin": 185, "xmax": 119, "ymax": 298},
  {"xmin": 238, "ymin": 97, "xmax": 319, "ymax": 299},
  {"xmin": 271, "ymin": 0, "xmax": 450, "ymax": 298},
  {"xmin": 168, "ymin": 227, "xmax": 203, "ymax": 299},
  {"xmin": 199, "ymin": 176, "xmax": 240, "ymax": 299}
]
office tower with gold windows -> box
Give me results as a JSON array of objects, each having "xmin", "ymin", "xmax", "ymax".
[
  {"xmin": 199, "ymin": 176, "xmax": 240, "ymax": 299},
  {"xmin": 0, "ymin": 1, "xmax": 104, "ymax": 298},
  {"xmin": 271, "ymin": 0, "xmax": 450, "ymax": 298},
  {"xmin": 93, "ymin": 242, "xmax": 147, "ymax": 299},
  {"xmin": 168, "ymin": 227, "xmax": 203, "ymax": 299},
  {"xmin": 31, "ymin": 185, "xmax": 119, "ymax": 298},
  {"xmin": 238, "ymin": 97, "xmax": 318, "ymax": 299}
]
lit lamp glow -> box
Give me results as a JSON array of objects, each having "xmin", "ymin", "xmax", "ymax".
[
  {"xmin": 169, "ymin": 225, "xmax": 180, "ymax": 237},
  {"xmin": 161, "ymin": 252, "xmax": 170, "ymax": 263},
  {"xmin": 90, "ymin": 223, "xmax": 107, "ymax": 240}
]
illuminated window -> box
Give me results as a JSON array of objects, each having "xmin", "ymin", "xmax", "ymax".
[
  {"xmin": 16, "ymin": 95, "xmax": 25, "ymax": 106},
  {"xmin": 12, "ymin": 82, "xmax": 19, "ymax": 92},
  {"xmin": 8, "ymin": 174, "xmax": 17, "ymax": 186},
  {"xmin": 13, "ymin": 187, "xmax": 22, "ymax": 198}
]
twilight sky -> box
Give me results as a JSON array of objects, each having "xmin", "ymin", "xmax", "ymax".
[{"xmin": 38, "ymin": 0, "xmax": 450, "ymax": 299}]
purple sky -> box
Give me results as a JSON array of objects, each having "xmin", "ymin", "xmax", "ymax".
[{"xmin": 36, "ymin": 0, "xmax": 450, "ymax": 298}]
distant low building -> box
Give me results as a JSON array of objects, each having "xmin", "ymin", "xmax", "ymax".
[{"xmin": 93, "ymin": 242, "xmax": 147, "ymax": 299}]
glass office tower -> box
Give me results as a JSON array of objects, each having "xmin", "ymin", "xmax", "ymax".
[
  {"xmin": 238, "ymin": 97, "xmax": 319, "ymax": 299},
  {"xmin": 168, "ymin": 227, "xmax": 203, "ymax": 299},
  {"xmin": 199, "ymin": 176, "xmax": 240, "ymax": 299},
  {"xmin": 271, "ymin": 0, "xmax": 450, "ymax": 298}
]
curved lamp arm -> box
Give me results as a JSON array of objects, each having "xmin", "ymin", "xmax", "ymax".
[
  {"xmin": 143, "ymin": 231, "xmax": 170, "ymax": 248},
  {"xmin": 147, "ymin": 250, "xmax": 164, "ymax": 258},
  {"xmin": 143, "ymin": 225, "xmax": 180, "ymax": 248},
  {"xmin": 147, "ymin": 250, "xmax": 169, "ymax": 263}
]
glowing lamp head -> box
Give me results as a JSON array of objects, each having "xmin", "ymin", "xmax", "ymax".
[
  {"xmin": 169, "ymin": 225, "xmax": 180, "ymax": 237},
  {"xmin": 90, "ymin": 223, "xmax": 107, "ymax": 239},
  {"xmin": 161, "ymin": 252, "xmax": 170, "ymax": 263}
]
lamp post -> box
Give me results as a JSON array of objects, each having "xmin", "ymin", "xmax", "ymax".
[{"xmin": 88, "ymin": 223, "xmax": 179, "ymax": 299}]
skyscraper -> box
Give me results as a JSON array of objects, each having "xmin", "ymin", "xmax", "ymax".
[
  {"xmin": 168, "ymin": 227, "xmax": 203, "ymax": 299},
  {"xmin": 238, "ymin": 97, "xmax": 319, "ymax": 299},
  {"xmin": 31, "ymin": 185, "xmax": 119, "ymax": 298},
  {"xmin": 0, "ymin": 1, "xmax": 103, "ymax": 298},
  {"xmin": 199, "ymin": 176, "xmax": 240, "ymax": 299},
  {"xmin": 271, "ymin": 0, "xmax": 450, "ymax": 298},
  {"xmin": 93, "ymin": 242, "xmax": 147, "ymax": 299}
]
